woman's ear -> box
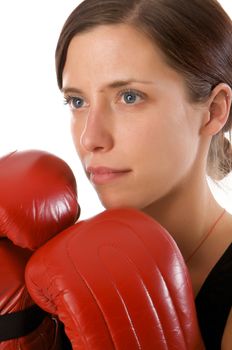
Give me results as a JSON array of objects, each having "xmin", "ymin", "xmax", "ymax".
[{"xmin": 200, "ymin": 83, "xmax": 232, "ymax": 136}]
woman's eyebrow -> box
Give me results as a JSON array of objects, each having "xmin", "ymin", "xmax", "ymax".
[
  {"xmin": 61, "ymin": 87, "xmax": 83, "ymax": 95},
  {"xmin": 62, "ymin": 79, "xmax": 154, "ymax": 95},
  {"xmin": 107, "ymin": 79, "xmax": 154, "ymax": 89}
]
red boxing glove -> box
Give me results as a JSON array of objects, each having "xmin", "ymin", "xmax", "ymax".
[
  {"xmin": 26, "ymin": 208, "xmax": 204, "ymax": 350},
  {"xmin": 0, "ymin": 149, "xmax": 79, "ymax": 249},
  {"xmin": 0, "ymin": 150, "xmax": 79, "ymax": 349}
]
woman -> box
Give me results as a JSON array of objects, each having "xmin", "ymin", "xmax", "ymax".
[{"xmin": 55, "ymin": 0, "xmax": 232, "ymax": 348}]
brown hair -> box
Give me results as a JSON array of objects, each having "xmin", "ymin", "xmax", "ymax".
[{"xmin": 55, "ymin": 0, "xmax": 232, "ymax": 180}]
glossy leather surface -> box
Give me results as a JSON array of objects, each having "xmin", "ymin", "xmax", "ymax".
[
  {"xmin": 0, "ymin": 150, "xmax": 79, "ymax": 249},
  {"xmin": 0, "ymin": 150, "xmax": 79, "ymax": 349},
  {"xmin": 26, "ymin": 208, "xmax": 204, "ymax": 349}
]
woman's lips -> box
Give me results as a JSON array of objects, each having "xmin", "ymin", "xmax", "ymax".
[{"xmin": 86, "ymin": 166, "xmax": 131, "ymax": 185}]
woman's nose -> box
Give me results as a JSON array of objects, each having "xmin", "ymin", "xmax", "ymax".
[{"xmin": 80, "ymin": 107, "xmax": 114, "ymax": 153}]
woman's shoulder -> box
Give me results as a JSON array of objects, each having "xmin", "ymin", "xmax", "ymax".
[
  {"xmin": 199, "ymin": 242, "xmax": 232, "ymax": 290},
  {"xmin": 196, "ymin": 241, "xmax": 232, "ymax": 300},
  {"xmin": 195, "ymin": 242, "xmax": 232, "ymax": 349}
]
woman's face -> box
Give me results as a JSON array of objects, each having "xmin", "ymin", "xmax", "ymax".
[{"xmin": 62, "ymin": 24, "xmax": 206, "ymax": 210}]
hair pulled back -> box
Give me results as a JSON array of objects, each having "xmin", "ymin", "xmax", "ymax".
[{"xmin": 56, "ymin": 0, "xmax": 232, "ymax": 180}]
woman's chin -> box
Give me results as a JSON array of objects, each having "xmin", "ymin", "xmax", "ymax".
[{"xmin": 98, "ymin": 193, "xmax": 144, "ymax": 212}]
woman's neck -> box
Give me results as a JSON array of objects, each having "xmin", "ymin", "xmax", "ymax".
[{"xmin": 142, "ymin": 175, "xmax": 222, "ymax": 261}]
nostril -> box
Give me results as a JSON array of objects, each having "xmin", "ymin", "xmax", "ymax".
[{"xmin": 80, "ymin": 124, "xmax": 114, "ymax": 153}]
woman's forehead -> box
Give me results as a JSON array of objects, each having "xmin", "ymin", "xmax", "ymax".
[{"xmin": 63, "ymin": 24, "xmax": 173, "ymax": 80}]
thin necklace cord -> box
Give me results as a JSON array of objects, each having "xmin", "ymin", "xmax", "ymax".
[{"xmin": 186, "ymin": 208, "xmax": 226, "ymax": 263}]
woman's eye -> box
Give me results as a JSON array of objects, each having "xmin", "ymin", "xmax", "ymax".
[
  {"xmin": 64, "ymin": 96, "xmax": 85, "ymax": 110},
  {"xmin": 120, "ymin": 90, "xmax": 143, "ymax": 105}
]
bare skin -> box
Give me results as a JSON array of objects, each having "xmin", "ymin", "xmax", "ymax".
[{"xmin": 62, "ymin": 24, "xmax": 232, "ymax": 348}]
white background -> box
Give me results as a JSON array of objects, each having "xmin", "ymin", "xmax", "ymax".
[{"xmin": 0, "ymin": 1, "xmax": 231, "ymax": 219}]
